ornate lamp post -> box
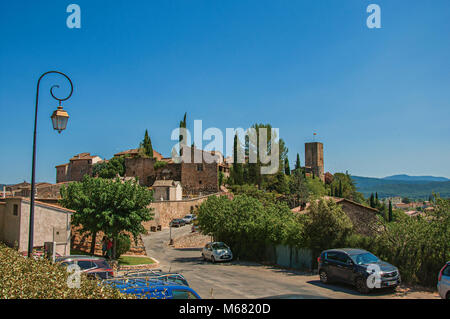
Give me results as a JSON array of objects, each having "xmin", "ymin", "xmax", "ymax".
[{"xmin": 28, "ymin": 71, "xmax": 73, "ymax": 258}]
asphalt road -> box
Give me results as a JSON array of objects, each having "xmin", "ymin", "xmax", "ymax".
[{"xmin": 141, "ymin": 226, "xmax": 438, "ymax": 299}]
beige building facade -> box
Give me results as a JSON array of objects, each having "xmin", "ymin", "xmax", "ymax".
[{"xmin": 0, "ymin": 197, "xmax": 73, "ymax": 256}]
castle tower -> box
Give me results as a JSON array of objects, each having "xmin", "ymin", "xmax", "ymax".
[{"xmin": 305, "ymin": 142, "xmax": 324, "ymax": 182}]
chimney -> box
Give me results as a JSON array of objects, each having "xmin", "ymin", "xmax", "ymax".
[{"xmin": 2, "ymin": 186, "xmax": 5, "ymax": 199}]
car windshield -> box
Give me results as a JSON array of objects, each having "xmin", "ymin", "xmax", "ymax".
[
  {"xmin": 351, "ymin": 252, "xmax": 379, "ymax": 265},
  {"xmin": 212, "ymin": 242, "xmax": 228, "ymax": 250}
]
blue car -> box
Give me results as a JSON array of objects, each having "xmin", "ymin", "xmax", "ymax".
[{"xmin": 103, "ymin": 278, "xmax": 201, "ymax": 299}]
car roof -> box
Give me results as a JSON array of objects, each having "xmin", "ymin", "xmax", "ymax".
[
  {"xmin": 56, "ymin": 255, "xmax": 107, "ymax": 261},
  {"xmin": 323, "ymin": 248, "xmax": 369, "ymax": 255}
]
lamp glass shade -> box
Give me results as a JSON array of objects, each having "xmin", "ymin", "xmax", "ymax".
[{"xmin": 51, "ymin": 106, "xmax": 69, "ymax": 133}]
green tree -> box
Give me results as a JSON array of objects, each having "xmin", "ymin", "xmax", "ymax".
[
  {"xmin": 284, "ymin": 157, "xmax": 291, "ymax": 175},
  {"xmin": 301, "ymin": 199, "xmax": 353, "ymax": 265},
  {"xmin": 287, "ymin": 169, "xmax": 309, "ymax": 208},
  {"xmin": 139, "ymin": 129, "xmax": 154, "ymax": 158},
  {"xmin": 179, "ymin": 112, "xmax": 187, "ymax": 156},
  {"xmin": 295, "ymin": 153, "xmax": 301, "ymax": 170},
  {"xmin": 370, "ymin": 193, "xmax": 375, "ymax": 208},
  {"xmin": 388, "ymin": 200, "xmax": 393, "ymax": 222},
  {"xmin": 92, "ymin": 156, "xmax": 126, "ymax": 179},
  {"xmin": 231, "ymin": 133, "xmax": 244, "ymax": 185},
  {"xmin": 60, "ymin": 176, "xmax": 154, "ymax": 259}
]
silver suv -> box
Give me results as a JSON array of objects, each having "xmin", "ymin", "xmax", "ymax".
[{"xmin": 437, "ymin": 261, "xmax": 450, "ymax": 299}]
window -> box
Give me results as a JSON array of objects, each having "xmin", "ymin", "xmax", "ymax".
[
  {"xmin": 172, "ymin": 289, "xmax": 199, "ymax": 299},
  {"xmin": 199, "ymin": 180, "xmax": 202, "ymax": 185},
  {"xmin": 325, "ymin": 252, "xmax": 339, "ymax": 261},
  {"xmin": 13, "ymin": 204, "xmax": 18, "ymax": 216},
  {"xmin": 442, "ymin": 265, "xmax": 450, "ymax": 276},
  {"xmin": 77, "ymin": 260, "xmax": 95, "ymax": 270},
  {"xmin": 196, "ymin": 164, "xmax": 203, "ymax": 171}
]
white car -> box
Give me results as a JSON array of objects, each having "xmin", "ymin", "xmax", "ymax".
[
  {"xmin": 201, "ymin": 242, "xmax": 233, "ymax": 263},
  {"xmin": 182, "ymin": 214, "xmax": 195, "ymax": 224}
]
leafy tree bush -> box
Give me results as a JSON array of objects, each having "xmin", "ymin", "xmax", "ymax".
[
  {"xmin": 116, "ymin": 233, "xmax": 131, "ymax": 258},
  {"xmin": 344, "ymin": 196, "xmax": 449, "ymax": 287},
  {"xmin": 60, "ymin": 176, "xmax": 154, "ymax": 259},
  {"xmin": 153, "ymin": 160, "xmax": 167, "ymax": 170},
  {"xmin": 300, "ymin": 199, "xmax": 353, "ymax": 266},
  {"xmin": 92, "ymin": 156, "xmax": 125, "ymax": 179},
  {"xmin": 0, "ymin": 243, "xmax": 131, "ymax": 299},
  {"xmin": 197, "ymin": 195, "xmax": 303, "ymax": 260}
]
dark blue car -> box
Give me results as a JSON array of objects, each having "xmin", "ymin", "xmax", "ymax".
[{"xmin": 103, "ymin": 277, "xmax": 201, "ymax": 299}]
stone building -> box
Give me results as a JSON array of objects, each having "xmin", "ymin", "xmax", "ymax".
[
  {"xmin": 123, "ymin": 146, "xmax": 222, "ymax": 195},
  {"xmin": 152, "ymin": 180, "xmax": 182, "ymax": 201},
  {"xmin": 292, "ymin": 196, "xmax": 380, "ymax": 236},
  {"xmin": 0, "ymin": 197, "xmax": 73, "ymax": 256},
  {"xmin": 304, "ymin": 142, "xmax": 325, "ymax": 182},
  {"xmin": 56, "ymin": 153, "xmax": 103, "ymax": 183}
]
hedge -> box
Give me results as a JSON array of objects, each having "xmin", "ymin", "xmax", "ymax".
[{"xmin": 0, "ymin": 243, "xmax": 133, "ymax": 299}]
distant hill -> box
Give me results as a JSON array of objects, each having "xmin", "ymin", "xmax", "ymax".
[
  {"xmin": 383, "ymin": 174, "xmax": 450, "ymax": 182},
  {"xmin": 352, "ymin": 176, "xmax": 450, "ymax": 200}
]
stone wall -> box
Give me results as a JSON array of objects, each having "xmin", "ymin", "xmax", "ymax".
[
  {"xmin": 69, "ymin": 159, "xmax": 93, "ymax": 182},
  {"xmin": 143, "ymin": 193, "xmax": 221, "ymax": 230},
  {"xmin": 181, "ymin": 162, "xmax": 219, "ymax": 195},
  {"xmin": 339, "ymin": 201, "xmax": 379, "ymax": 236},
  {"xmin": 70, "ymin": 226, "xmax": 146, "ymax": 256}
]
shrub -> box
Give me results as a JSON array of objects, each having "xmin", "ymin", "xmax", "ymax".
[
  {"xmin": 0, "ymin": 243, "xmax": 132, "ymax": 299},
  {"xmin": 116, "ymin": 233, "xmax": 131, "ymax": 258}
]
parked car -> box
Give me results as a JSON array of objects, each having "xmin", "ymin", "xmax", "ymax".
[
  {"xmin": 201, "ymin": 242, "xmax": 233, "ymax": 263},
  {"xmin": 318, "ymin": 248, "xmax": 401, "ymax": 294},
  {"xmin": 103, "ymin": 278, "xmax": 201, "ymax": 299},
  {"xmin": 182, "ymin": 214, "xmax": 195, "ymax": 224},
  {"xmin": 123, "ymin": 269, "xmax": 190, "ymax": 287},
  {"xmin": 437, "ymin": 261, "xmax": 450, "ymax": 299},
  {"xmin": 169, "ymin": 218, "xmax": 186, "ymax": 227},
  {"xmin": 56, "ymin": 255, "xmax": 114, "ymax": 279}
]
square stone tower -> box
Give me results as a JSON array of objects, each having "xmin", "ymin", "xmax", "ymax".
[{"xmin": 305, "ymin": 142, "xmax": 324, "ymax": 182}]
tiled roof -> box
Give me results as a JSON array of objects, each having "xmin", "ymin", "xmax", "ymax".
[
  {"xmin": 152, "ymin": 180, "xmax": 176, "ymax": 187},
  {"xmin": 70, "ymin": 153, "xmax": 99, "ymax": 161}
]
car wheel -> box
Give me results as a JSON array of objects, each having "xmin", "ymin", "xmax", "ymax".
[
  {"xmin": 202, "ymin": 253, "xmax": 206, "ymax": 261},
  {"xmin": 355, "ymin": 277, "xmax": 370, "ymax": 294},
  {"xmin": 319, "ymin": 270, "xmax": 329, "ymax": 284}
]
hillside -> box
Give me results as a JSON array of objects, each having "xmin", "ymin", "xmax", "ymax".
[
  {"xmin": 352, "ymin": 176, "xmax": 450, "ymax": 199},
  {"xmin": 383, "ymin": 174, "xmax": 450, "ymax": 182}
]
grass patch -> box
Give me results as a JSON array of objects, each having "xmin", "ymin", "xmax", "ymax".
[{"xmin": 118, "ymin": 255, "xmax": 155, "ymax": 266}]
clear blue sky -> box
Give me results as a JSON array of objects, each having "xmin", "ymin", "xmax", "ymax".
[{"xmin": 1, "ymin": 0, "xmax": 449, "ymax": 184}]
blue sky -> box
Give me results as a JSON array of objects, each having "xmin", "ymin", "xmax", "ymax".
[{"xmin": 1, "ymin": 0, "xmax": 450, "ymax": 184}]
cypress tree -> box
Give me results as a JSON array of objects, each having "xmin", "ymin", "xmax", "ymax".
[
  {"xmin": 388, "ymin": 200, "xmax": 393, "ymax": 222},
  {"xmin": 179, "ymin": 112, "xmax": 187, "ymax": 156},
  {"xmin": 295, "ymin": 153, "xmax": 301, "ymax": 170},
  {"xmin": 232, "ymin": 134, "xmax": 244, "ymax": 185},
  {"xmin": 338, "ymin": 180, "xmax": 343, "ymax": 197},
  {"xmin": 284, "ymin": 158, "xmax": 291, "ymax": 175},
  {"xmin": 370, "ymin": 193, "xmax": 375, "ymax": 208}
]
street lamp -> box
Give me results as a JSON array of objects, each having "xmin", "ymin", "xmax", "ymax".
[{"xmin": 28, "ymin": 71, "xmax": 73, "ymax": 258}]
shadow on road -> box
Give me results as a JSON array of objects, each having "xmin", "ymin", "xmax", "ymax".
[
  {"xmin": 173, "ymin": 248, "xmax": 202, "ymax": 252},
  {"xmin": 307, "ymin": 280, "xmax": 397, "ymax": 297}
]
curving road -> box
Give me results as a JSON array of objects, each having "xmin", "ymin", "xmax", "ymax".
[{"xmin": 141, "ymin": 226, "xmax": 438, "ymax": 299}]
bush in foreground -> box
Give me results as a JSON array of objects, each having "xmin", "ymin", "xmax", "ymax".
[{"xmin": 0, "ymin": 243, "xmax": 132, "ymax": 299}]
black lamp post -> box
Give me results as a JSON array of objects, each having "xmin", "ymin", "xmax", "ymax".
[{"xmin": 28, "ymin": 71, "xmax": 73, "ymax": 258}]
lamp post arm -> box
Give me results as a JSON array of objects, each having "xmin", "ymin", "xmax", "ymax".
[{"xmin": 28, "ymin": 71, "xmax": 73, "ymax": 258}]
